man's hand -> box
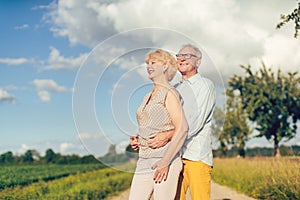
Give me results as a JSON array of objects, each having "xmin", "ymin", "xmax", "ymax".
[
  {"xmin": 147, "ymin": 129, "xmax": 174, "ymax": 149},
  {"xmin": 129, "ymin": 135, "xmax": 140, "ymax": 151}
]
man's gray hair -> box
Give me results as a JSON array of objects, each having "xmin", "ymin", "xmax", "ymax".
[{"xmin": 181, "ymin": 44, "xmax": 202, "ymax": 59}]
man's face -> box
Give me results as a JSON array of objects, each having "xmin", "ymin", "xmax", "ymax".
[{"xmin": 176, "ymin": 46, "xmax": 201, "ymax": 75}]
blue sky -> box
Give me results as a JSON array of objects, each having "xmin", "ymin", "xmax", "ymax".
[{"xmin": 1, "ymin": 0, "xmax": 300, "ymax": 157}]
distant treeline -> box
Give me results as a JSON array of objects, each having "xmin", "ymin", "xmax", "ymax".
[
  {"xmin": 0, "ymin": 145, "xmax": 137, "ymax": 165},
  {"xmin": 0, "ymin": 148, "xmax": 100, "ymax": 165},
  {"xmin": 213, "ymin": 145, "xmax": 300, "ymax": 157},
  {"xmin": 1, "ymin": 144, "xmax": 299, "ymax": 165}
]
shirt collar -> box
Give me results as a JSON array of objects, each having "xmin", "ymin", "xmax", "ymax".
[{"xmin": 181, "ymin": 73, "xmax": 201, "ymax": 85}]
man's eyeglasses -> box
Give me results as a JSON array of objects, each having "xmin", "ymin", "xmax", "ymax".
[{"xmin": 176, "ymin": 54, "xmax": 199, "ymax": 59}]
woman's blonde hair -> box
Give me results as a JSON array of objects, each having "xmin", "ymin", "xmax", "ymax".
[{"xmin": 145, "ymin": 49, "xmax": 177, "ymax": 81}]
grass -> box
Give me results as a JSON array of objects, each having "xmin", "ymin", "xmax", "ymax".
[
  {"xmin": 0, "ymin": 163, "xmax": 135, "ymax": 199},
  {"xmin": 212, "ymin": 157, "xmax": 300, "ymax": 200}
]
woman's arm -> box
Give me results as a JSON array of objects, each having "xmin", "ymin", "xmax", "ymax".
[{"xmin": 152, "ymin": 88, "xmax": 188, "ymax": 183}]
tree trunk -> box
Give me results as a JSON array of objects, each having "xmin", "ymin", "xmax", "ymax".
[
  {"xmin": 238, "ymin": 148, "xmax": 245, "ymax": 158},
  {"xmin": 274, "ymin": 142, "xmax": 281, "ymax": 158}
]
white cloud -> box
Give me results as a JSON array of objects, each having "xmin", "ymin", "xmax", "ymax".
[
  {"xmin": 77, "ymin": 132, "xmax": 104, "ymax": 140},
  {"xmin": 248, "ymin": 34, "xmax": 300, "ymax": 73},
  {"xmin": 44, "ymin": 47, "xmax": 88, "ymax": 70},
  {"xmin": 0, "ymin": 89, "xmax": 15, "ymax": 103},
  {"xmin": 116, "ymin": 140, "xmax": 129, "ymax": 154},
  {"xmin": 17, "ymin": 144, "xmax": 30, "ymax": 155},
  {"xmin": 33, "ymin": 79, "xmax": 68, "ymax": 92},
  {"xmin": 89, "ymin": 44, "xmax": 127, "ymax": 66},
  {"xmin": 115, "ymin": 55, "xmax": 141, "ymax": 71},
  {"xmin": 46, "ymin": 0, "xmax": 116, "ymax": 46},
  {"xmin": 75, "ymin": 132, "xmax": 110, "ymax": 156},
  {"xmin": 0, "ymin": 58, "xmax": 29, "ymax": 65},
  {"xmin": 32, "ymin": 1, "xmax": 56, "ymax": 11},
  {"xmin": 261, "ymin": 34, "xmax": 300, "ymax": 72},
  {"xmin": 3, "ymin": 85, "xmax": 18, "ymax": 91},
  {"xmin": 38, "ymin": 90, "xmax": 51, "ymax": 102},
  {"xmin": 60, "ymin": 142, "xmax": 76, "ymax": 154},
  {"xmin": 14, "ymin": 24, "xmax": 29, "ymax": 30},
  {"xmin": 45, "ymin": 0, "xmax": 300, "ymax": 82},
  {"xmin": 32, "ymin": 79, "xmax": 69, "ymax": 102}
]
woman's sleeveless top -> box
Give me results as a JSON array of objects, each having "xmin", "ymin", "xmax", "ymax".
[{"xmin": 136, "ymin": 86, "xmax": 175, "ymax": 158}]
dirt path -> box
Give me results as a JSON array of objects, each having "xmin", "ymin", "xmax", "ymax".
[
  {"xmin": 108, "ymin": 181, "xmax": 256, "ymax": 200},
  {"xmin": 210, "ymin": 181, "xmax": 256, "ymax": 200}
]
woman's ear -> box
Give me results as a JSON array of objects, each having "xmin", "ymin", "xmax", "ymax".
[{"xmin": 163, "ymin": 65, "xmax": 168, "ymax": 73}]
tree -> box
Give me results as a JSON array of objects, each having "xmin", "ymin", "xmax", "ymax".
[
  {"xmin": 81, "ymin": 155, "xmax": 99, "ymax": 164},
  {"xmin": 211, "ymin": 107, "xmax": 225, "ymax": 143},
  {"xmin": 0, "ymin": 151, "xmax": 14, "ymax": 164},
  {"xmin": 211, "ymin": 106, "xmax": 226, "ymax": 154},
  {"xmin": 228, "ymin": 64, "xmax": 300, "ymax": 157},
  {"xmin": 125, "ymin": 144, "xmax": 138, "ymax": 159},
  {"xmin": 277, "ymin": 1, "xmax": 300, "ymax": 38},
  {"xmin": 23, "ymin": 150, "xmax": 34, "ymax": 163},
  {"xmin": 45, "ymin": 148, "xmax": 56, "ymax": 163},
  {"xmin": 219, "ymin": 90, "xmax": 252, "ymax": 157},
  {"xmin": 31, "ymin": 149, "xmax": 41, "ymax": 161}
]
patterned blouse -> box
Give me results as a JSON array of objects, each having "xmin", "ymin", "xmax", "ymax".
[{"xmin": 136, "ymin": 86, "xmax": 175, "ymax": 159}]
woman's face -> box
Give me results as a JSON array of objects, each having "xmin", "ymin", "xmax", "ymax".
[{"xmin": 146, "ymin": 59, "xmax": 165, "ymax": 80}]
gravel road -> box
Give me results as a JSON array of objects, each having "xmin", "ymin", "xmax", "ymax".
[{"xmin": 108, "ymin": 181, "xmax": 257, "ymax": 200}]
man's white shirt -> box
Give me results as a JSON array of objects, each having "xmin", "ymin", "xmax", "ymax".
[{"xmin": 175, "ymin": 73, "xmax": 216, "ymax": 166}]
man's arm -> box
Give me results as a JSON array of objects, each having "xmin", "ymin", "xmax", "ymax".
[{"xmin": 147, "ymin": 129, "xmax": 175, "ymax": 149}]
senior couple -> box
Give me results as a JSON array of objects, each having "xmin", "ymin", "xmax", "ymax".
[{"xmin": 129, "ymin": 44, "xmax": 216, "ymax": 200}]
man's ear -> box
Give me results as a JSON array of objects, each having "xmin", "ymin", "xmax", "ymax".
[{"xmin": 196, "ymin": 58, "xmax": 201, "ymax": 67}]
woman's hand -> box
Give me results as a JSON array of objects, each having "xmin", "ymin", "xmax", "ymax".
[{"xmin": 152, "ymin": 164, "xmax": 170, "ymax": 184}]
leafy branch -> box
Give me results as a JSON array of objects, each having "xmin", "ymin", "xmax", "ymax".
[{"xmin": 276, "ymin": 1, "xmax": 300, "ymax": 38}]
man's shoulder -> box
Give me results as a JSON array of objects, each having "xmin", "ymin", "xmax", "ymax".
[{"xmin": 195, "ymin": 74, "xmax": 215, "ymax": 89}]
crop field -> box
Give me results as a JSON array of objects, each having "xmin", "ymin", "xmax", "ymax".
[
  {"xmin": 1, "ymin": 158, "xmax": 299, "ymax": 200},
  {"xmin": 0, "ymin": 163, "xmax": 134, "ymax": 199},
  {"xmin": 0, "ymin": 164, "xmax": 105, "ymax": 190},
  {"xmin": 212, "ymin": 157, "xmax": 300, "ymax": 200}
]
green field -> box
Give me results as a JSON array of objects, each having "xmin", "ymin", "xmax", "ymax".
[
  {"xmin": 0, "ymin": 164, "xmax": 105, "ymax": 190},
  {"xmin": 212, "ymin": 157, "xmax": 300, "ymax": 200},
  {"xmin": 0, "ymin": 163, "xmax": 134, "ymax": 199},
  {"xmin": 1, "ymin": 158, "xmax": 299, "ymax": 200}
]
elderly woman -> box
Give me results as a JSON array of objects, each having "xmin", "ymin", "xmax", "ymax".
[{"xmin": 129, "ymin": 49, "xmax": 188, "ymax": 200}]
